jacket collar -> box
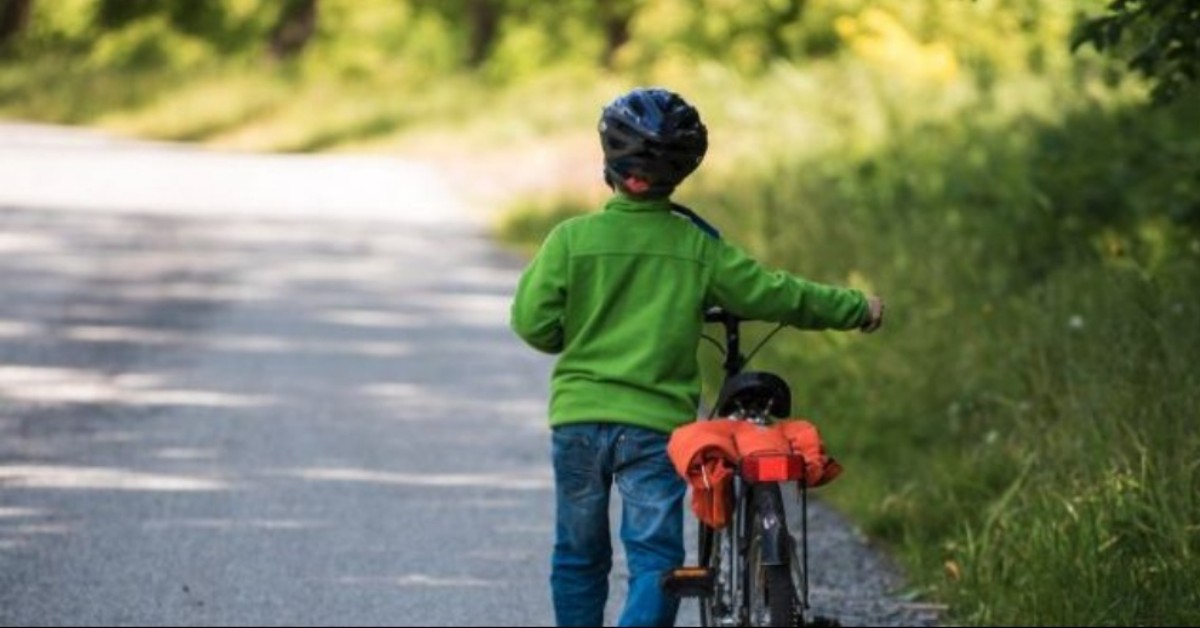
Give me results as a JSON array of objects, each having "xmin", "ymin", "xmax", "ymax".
[{"xmin": 604, "ymin": 194, "xmax": 673, "ymax": 214}]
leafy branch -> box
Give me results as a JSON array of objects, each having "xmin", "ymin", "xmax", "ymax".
[{"xmin": 1073, "ymin": 0, "xmax": 1200, "ymax": 103}]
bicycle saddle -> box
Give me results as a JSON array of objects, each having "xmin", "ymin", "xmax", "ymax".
[{"xmin": 714, "ymin": 371, "xmax": 792, "ymax": 418}]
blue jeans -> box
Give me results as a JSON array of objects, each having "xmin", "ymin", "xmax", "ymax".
[{"xmin": 550, "ymin": 423, "xmax": 686, "ymax": 627}]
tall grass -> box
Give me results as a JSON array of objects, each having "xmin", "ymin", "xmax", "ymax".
[
  {"xmin": 497, "ymin": 74, "xmax": 1200, "ymax": 625},
  {"xmin": 956, "ymin": 262, "xmax": 1200, "ymax": 625}
]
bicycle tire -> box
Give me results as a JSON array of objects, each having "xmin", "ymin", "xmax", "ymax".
[
  {"xmin": 748, "ymin": 485, "xmax": 798, "ymax": 627},
  {"xmin": 761, "ymin": 563, "xmax": 796, "ymax": 627},
  {"xmin": 699, "ymin": 524, "xmax": 714, "ymax": 626},
  {"xmin": 698, "ymin": 524, "xmax": 728, "ymax": 627}
]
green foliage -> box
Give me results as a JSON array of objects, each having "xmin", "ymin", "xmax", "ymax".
[
  {"xmin": 496, "ymin": 196, "xmax": 595, "ymax": 257},
  {"xmin": 93, "ymin": 0, "xmax": 238, "ymax": 47},
  {"xmin": 691, "ymin": 95, "xmax": 1200, "ymax": 625},
  {"xmin": 93, "ymin": 0, "xmax": 162, "ymax": 29},
  {"xmin": 948, "ymin": 261, "xmax": 1200, "ymax": 626},
  {"xmin": 755, "ymin": 112, "xmax": 1197, "ymax": 628},
  {"xmin": 90, "ymin": 0, "xmax": 224, "ymax": 33},
  {"xmin": 1074, "ymin": 0, "xmax": 1200, "ymax": 102},
  {"xmin": 495, "ymin": 9, "xmax": 1200, "ymax": 621},
  {"xmin": 0, "ymin": 0, "xmax": 1121, "ymax": 81},
  {"xmin": 87, "ymin": 15, "xmax": 213, "ymax": 71},
  {"xmin": 5, "ymin": 1, "xmax": 1200, "ymax": 624}
]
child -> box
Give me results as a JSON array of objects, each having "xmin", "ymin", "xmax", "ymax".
[{"xmin": 510, "ymin": 87, "xmax": 884, "ymax": 627}]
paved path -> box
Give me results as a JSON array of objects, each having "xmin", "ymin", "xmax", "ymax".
[{"xmin": 0, "ymin": 124, "xmax": 936, "ymax": 626}]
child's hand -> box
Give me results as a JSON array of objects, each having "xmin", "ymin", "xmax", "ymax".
[{"xmin": 860, "ymin": 296, "xmax": 885, "ymax": 333}]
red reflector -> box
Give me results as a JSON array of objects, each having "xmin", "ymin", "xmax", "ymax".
[{"xmin": 741, "ymin": 454, "xmax": 804, "ymax": 483}]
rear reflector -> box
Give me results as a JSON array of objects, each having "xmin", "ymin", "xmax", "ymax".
[{"xmin": 741, "ymin": 453, "xmax": 804, "ymax": 483}]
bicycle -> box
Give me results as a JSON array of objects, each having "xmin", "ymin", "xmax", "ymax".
[{"xmin": 663, "ymin": 308, "xmax": 835, "ymax": 627}]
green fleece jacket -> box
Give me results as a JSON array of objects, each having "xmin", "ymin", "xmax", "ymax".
[{"xmin": 510, "ymin": 194, "xmax": 868, "ymax": 434}]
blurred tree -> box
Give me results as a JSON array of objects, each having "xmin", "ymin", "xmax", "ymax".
[
  {"xmin": 0, "ymin": 0, "xmax": 33, "ymax": 44},
  {"xmin": 764, "ymin": 0, "xmax": 805, "ymax": 59},
  {"xmin": 271, "ymin": 0, "xmax": 318, "ymax": 59},
  {"xmin": 165, "ymin": 1, "xmax": 229, "ymax": 39},
  {"xmin": 409, "ymin": 0, "xmax": 504, "ymax": 68},
  {"xmin": 646, "ymin": 0, "xmax": 811, "ymax": 71},
  {"xmin": 93, "ymin": 0, "xmax": 227, "ymax": 39},
  {"xmin": 95, "ymin": 0, "xmax": 161, "ymax": 29},
  {"xmin": 466, "ymin": 0, "xmax": 500, "ymax": 67},
  {"xmin": 1074, "ymin": 0, "xmax": 1200, "ymax": 102},
  {"xmin": 598, "ymin": 0, "xmax": 634, "ymax": 68}
]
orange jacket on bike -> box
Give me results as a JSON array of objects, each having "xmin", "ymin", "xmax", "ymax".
[{"xmin": 666, "ymin": 419, "xmax": 843, "ymax": 528}]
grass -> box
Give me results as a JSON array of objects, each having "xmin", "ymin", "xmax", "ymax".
[{"xmin": 495, "ymin": 78, "xmax": 1200, "ymax": 626}]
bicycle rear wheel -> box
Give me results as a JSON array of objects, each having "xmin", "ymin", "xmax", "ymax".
[
  {"xmin": 698, "ymin": 523, "xmax": 730, "ymax": 626},
  {"xmin": 749, "ymin": 559, "xmax": 795, "ymax": 627},
  {"xmin": 747, "ymin": 485, "xmax": 798, "ymax": 627}
]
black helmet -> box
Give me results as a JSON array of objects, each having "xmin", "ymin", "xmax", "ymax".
[{"xmin": 599, "ymin": 87, "xmax": 708, "ymax": 197}]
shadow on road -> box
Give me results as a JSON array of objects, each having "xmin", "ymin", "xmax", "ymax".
[
  {"xmin": 0, "ymin": 206, "xmax": 557, "ymax": 626},
  {"xmin": 0, "ymin": 197, "xmax": 938, "ymax": 626}
]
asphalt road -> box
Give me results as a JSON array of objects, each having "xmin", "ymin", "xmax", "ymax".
[{"xmin": 0, "ymin": 124, "xmax": 938, "ymax": 627}]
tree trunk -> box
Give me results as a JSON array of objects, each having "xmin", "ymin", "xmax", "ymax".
[
  {"xmin": 270, "ymin": 0, "xmax": 318, "ymax": 60},
  {"xmin": 598, "ymin": 0, "xmax": 631, "ymax": 69},
  {"xmin": 466, "ymin": 0, "xmax": 499, "ymax": 68},
  {"xmin": 766, "ymin": 0, "xmax": 806, "ymax": 59},
  {"xmin": 0, "ymin": 0, "xmax": 33, "ymax": 45}
]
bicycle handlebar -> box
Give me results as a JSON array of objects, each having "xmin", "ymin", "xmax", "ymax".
[
  {"xmin": 704, "ymin": 307, "xmax": 788, "ymax": 380},
  {"xmin": 704, "ymin": 307, "xmax": 745, "ymax": 377},
  {"xmin": 703, "ymin": 307, "xmax": 741, "ymax": 325}
]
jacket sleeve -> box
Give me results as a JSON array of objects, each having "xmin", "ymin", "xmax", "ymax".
[
  {"xmin": 707, "ymin": 238, "xmax": 868, "ymax": 330},
  {"xmin": 510, "ymin": 225, "xmax": 568, "ymax": 353}
]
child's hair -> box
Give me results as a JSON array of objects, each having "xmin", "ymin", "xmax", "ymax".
[{"xmin": 599, "ymin": 87, "xmax": 708, "ymax": 199}]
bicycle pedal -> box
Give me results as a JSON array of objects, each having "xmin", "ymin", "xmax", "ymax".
[{"xmin": 660, "ymin": 567, "xmax": 716, "ymax": 598}]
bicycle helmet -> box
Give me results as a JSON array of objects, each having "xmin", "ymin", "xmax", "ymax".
[{"xmin": 599, "ymin": 87, "xmax": 708, "ymax": 198}]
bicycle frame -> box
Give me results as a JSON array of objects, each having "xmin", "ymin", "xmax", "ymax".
[{"xmin": 698, "ymin": 308, "xmax": 811, "ymax": 627}]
